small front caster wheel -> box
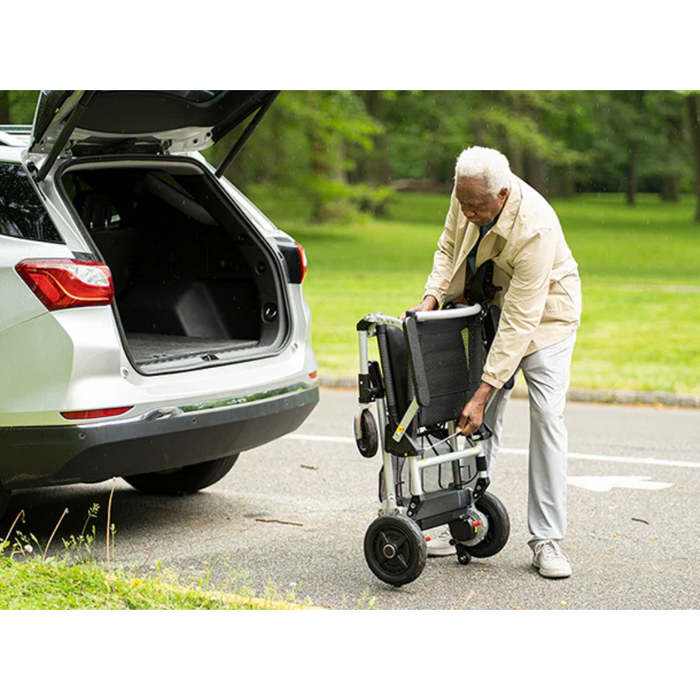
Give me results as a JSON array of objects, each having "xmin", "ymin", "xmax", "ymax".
[
  {"xmin": 456, "ymin": 543, "xmax": 472, "ymax": 566},
  {"xmin": 364, "ymin": 515, "xmax": 427, "ymax": 587},
  {"xmin": 355, "ymin": 408, "xmax": 379, "ymax": 458}
]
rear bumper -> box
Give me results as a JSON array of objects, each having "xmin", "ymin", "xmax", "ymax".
[{"xmin": 0, "ymin": 384, "xmax": 318, "ymax": 489}]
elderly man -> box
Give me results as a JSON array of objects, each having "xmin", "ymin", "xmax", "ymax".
[{"xmin": 407, "ymin": 146, "xmax": 582, "ymax": 578}]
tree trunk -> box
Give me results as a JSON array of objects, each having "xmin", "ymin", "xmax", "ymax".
[
  {"xmin": 507, "ymin": 147, "xmax": 525, "ymax": 181},
  {"xmin": 307, "ymin": 92, "xmax": 350, "ymax": 223},
  {"xmin": 359, "ymin": 91, "xmax": 390, "ymax": 216},
  {"xmin": 548, "ymin": 166, "xmax": 575, "ymax": 198},
  {"xmin": 625, "ymin": 90, "xmax": 646, "ymax": 206},
  {"xmin": 660, "ymin": 176, "xmax": 681, "ymax": 202},
  {"xmin": 626, "ymin": 141, "xmax": 641, "ymax": 206},
  {"xmin": 362, "ymin": 91, "xmax": 390, "ymax": 185},
  {"xmin": 685, "ymin": 93, "xmax": 700, "ymax": 223},
  {"xmin": 309, "ymin": 127, "xmax": 334, "ymax": 223},
  {"xmin": 660, "ymin": 111, "xmax": 684, "ymax": 202},
  {"xmin": 523, "ymin": 105, "xmax": 548, "ymax": 197},
  {"xmin": 525, "ymin": 152, "xmax": 548, "ymax": 197}
]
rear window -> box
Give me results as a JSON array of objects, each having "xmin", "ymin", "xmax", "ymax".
[{"xmin": 0, "ymin": 163, "xmax": 62, "ymax": 242}]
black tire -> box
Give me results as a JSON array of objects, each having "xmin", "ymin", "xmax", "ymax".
[
  {"xmin": 0, "ymin": 483, "xmax": 10, "ymax": 522},
  {"xmin": 364, "ymin": 515, "xmax": 427, "ymax": 587},
  {"xmin": 123, "ymin": 455, "xmax": 238, "ymax": 496},
  {"xmin": 461, "ymin": 492, "xmax": 510, "ymax": 558},
  {"xmin": 456, "ymin": 544, "xmax": 472, "ymax": 566},
  {"xmin": 355, "ymin": 409, "xmax": 379, "ymax": 458}
]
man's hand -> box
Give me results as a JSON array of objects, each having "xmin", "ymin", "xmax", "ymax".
[
  {"xmin": 399, "ymin": 295, "xmax": 439, "ymax": 321},
  {"xmin": 456, "ymin": 381, "xmax": 494, "ymax": 436}
]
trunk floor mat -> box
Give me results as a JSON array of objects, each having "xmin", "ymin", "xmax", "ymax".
[{"xmin": 126, "ymin": 333, "xmax": 259, "ymax": 365}]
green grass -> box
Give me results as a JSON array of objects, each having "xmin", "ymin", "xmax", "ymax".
[
  {"xmin": 0, "ymin": 504, "xmax": 318, "ymax": 610},
  {"xmin": 0, "ymin": 556, "xmax": 316, "ymax": 609},
  {"xmin": 0, "ymin": 501, "xmax": 377, "ymax": 610},
  {"xmin": 247, "ymin": 187, "xmax": 700, "ymax": 395}
]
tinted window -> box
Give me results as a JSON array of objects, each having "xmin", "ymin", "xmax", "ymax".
[{"xmin": 0, "ymin": 163, "xmax": 62, "ymax": 242}]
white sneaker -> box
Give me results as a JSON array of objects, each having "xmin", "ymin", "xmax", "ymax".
[
  {"xmin": 425, "ymin": 527, "xmax": 456, "ymax": 557},
  {"xmin": 532, "ymin": 540, "xmax": 572, "ymax": 578}
]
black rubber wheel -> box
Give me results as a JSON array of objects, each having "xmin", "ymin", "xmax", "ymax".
[
  {"xmin": 355, "ymin": 409, "xmax": 379, "ymax": 458},
  {"xmin": 462, "ymin": 492, "xmax": 510, "ymax": 558},
  {"xmin": 456, "ymin": 543, "xmax": 472, "ymax": 566},
  {"xmin": 0, "ymin": 483, "xmax": 10, "ymax": 522},
  {"xmin": 123, "ymin": 455, "xmax": 238, "ymax": 496},
  {"xmin": 364, "ymin": 515, "xmax": 427, "ymax": 587}
]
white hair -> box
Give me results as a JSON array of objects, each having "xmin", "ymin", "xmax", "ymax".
[{"xmin": 455, "ymin": 146, "xmax": 512, "ymax": 195}]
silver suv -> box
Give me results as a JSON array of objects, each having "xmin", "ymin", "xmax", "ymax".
[{"xmin": 0, "ymin": 90, "xmax": 319, "ymax": 520}]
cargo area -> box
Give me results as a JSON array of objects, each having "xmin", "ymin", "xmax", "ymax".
[{"xmin": 61, "ymin": 160, "xmax": 287, "ymax": 374}]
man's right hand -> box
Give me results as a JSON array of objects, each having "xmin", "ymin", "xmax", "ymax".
[{"xmin": 399, "ymin": 295, "xmax": 439, "ymax": 321}]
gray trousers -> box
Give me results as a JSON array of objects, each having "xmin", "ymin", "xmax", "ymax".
[{"xmin": 481, "ymin": 333, "xmax": 576, "ymax": 546}]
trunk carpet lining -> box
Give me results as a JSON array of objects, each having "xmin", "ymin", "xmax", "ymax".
[{"xmin": 126, "ymin": 333, "xmax": 259, "ymax": 365}]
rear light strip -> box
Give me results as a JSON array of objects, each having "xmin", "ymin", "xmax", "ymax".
[
  {"xmin": 277, "ymin": 241, "xmax": 307, "ymax": 284},
  {"xmin": 15, "ymin": 258, "xmax": 114, "ymax": 311},
  {"xmin": 296, "ymin": 243, "xmax": 307, "ymax": 283},
  {"xmin": 61, "ymin": 406, "xmax": 133, "ymax": 421}
]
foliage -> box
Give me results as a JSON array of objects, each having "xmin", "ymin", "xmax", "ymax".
[
  {"xmin": 4, "ymin": 89, "xmax": 698, "ymax": 221},
  {"xmin": 0, "ymin": 90, "xmax": 39, "ymax": 124}
]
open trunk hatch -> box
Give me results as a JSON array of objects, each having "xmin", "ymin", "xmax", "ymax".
[
  {"xmin": 30, "ymin": 90, "xmax": 279, "ymax": 179},
  {"xmin": 60, "ymin": 158, "xmax": 288, "ymax": 374}
]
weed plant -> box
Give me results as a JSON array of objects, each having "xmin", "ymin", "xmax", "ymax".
[{"xmin": 0, "ymin": 503, "xmax": 316, "ymax": 610}]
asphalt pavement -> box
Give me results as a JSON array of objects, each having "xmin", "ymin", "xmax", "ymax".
[{"xmin": 7, "ymin": 387, "xmax": 699, "ymax": 610}]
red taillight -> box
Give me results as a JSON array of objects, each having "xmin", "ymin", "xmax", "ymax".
[
  {"xmin": 16, "ymin": 259, "xmax": 114, "ymax": 311},
  {"xmin": 61, "ymin": 406, "xmax": 133, "ymax": 421},
  {"xmin": 296, "ymin": 243, "xmax": 307, "ymax": 283}
]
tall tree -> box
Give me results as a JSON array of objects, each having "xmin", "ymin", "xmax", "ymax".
[
  {"xmin": 645, "ymin": 91, "xmax": 688, "ymax": 202},
  {"xmin": 287, "ymin": 91, "xmax": 380, "ymax": 222},
  {"xmin": 685, "ymin": 92, "xmax": 700, "ymax": 223},
  {"xmin": 625, "ymin": 91, "xmax": 646, "ymax": 205}
]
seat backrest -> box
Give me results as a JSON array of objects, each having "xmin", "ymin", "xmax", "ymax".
[{"xmin": 405, "ymin": 311, "xmax": 485, "ymax": 428}]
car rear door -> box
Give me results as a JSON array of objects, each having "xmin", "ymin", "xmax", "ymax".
[{"xmin": 28, "ymin": 90, "xmax": 279, "ymax": 180}]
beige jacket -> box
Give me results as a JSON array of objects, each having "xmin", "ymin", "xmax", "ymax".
[{"xmin": 424, "ymin": 175, "xmax": 582, "ymax": 389}]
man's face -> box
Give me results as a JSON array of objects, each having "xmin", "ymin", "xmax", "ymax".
[{"xmin": 456, "ymin": 176, "xmax": 509, "ymax": 227}]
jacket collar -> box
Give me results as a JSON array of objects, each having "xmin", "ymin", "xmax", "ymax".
[
  {"xmin": 489, "ymin": 174, "xmax": 522, "ymax": 242},
  {"xmin": 472, "ymin": 175, "xmax": 522, "ymax": 269}
]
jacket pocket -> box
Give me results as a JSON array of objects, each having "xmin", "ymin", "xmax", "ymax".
[{"xmin": 544, "ymin": 276, "xmax": 581, "ymax": 323}]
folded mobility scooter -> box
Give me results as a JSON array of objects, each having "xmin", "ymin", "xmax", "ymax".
[{"xmin": 355, "ymin": 304, "xmax": 510, "ymax": 587}]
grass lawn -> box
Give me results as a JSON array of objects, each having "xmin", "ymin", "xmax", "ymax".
[
  {"xmin": 247, "ymin": 187, "xmax": 700, "ymax": 395},
  {"xmin": 0, "ymin": 553, "xmax": 314, "ymax": 610}
]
